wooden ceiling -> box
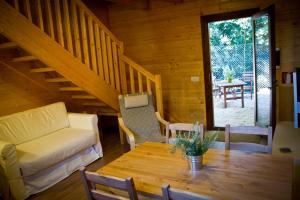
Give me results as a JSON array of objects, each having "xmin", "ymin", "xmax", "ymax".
[{"xmin": 91, "ymin": 0, "xmax": 185, "ymax": 6}]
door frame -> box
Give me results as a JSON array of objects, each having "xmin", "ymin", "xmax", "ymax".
[
  {"xmin": 252, "ymin": 5, "xmax": 276, "ymax": 129},
  {"xmin": 201, "ymin": 8, "xmax": 259, "ymax": 130}
]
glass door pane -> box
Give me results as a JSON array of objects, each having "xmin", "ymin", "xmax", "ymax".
[{"xmin": 253, "ymin": 14, "xmax": 271, "ymax": 127}]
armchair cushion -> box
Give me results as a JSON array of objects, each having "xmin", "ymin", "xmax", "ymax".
[
  {"xmin": 16, "ymin": 128, "xmax": 96, "ymax": 176},
  {"xmin": 119, "ymin": 94, "xmax": 164, "ymax": 144},
  {"xmin": 124, "ymin": 94, "xmax": 148, "ymax": 109}
]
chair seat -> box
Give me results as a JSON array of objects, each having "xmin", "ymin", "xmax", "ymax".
[
  {"xmin": 133, "ymin": 132, "xmax": 165, "ymax": 144},
  {"xmin": 17, "ymin": 128, "xmax": 96, "ymax": 176}
]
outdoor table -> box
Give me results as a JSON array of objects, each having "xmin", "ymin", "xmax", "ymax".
[{"xmin": 216, "ymin": 79, "xmax": 246, "ymax": 108}]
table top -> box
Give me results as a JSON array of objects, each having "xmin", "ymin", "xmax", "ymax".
[
  {"xmin": 97, "ymin": 142, "xmax": 293, "ymax": 200},
  {"xmin": 217, "ymin": 79, "xmax": 246, "ymax": 87}
]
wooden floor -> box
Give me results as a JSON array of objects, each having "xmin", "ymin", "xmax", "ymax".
[{"xmin": 28, "ymin": 131, "xmax": 130, "ymax": 200}]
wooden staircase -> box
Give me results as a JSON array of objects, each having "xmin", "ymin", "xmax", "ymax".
[{"xmin": 0, "ymin": 0, "xmax": 163, "ymax": 116}]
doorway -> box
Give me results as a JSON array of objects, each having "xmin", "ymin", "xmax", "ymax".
[{"xmin": 201, "ymin": 7, "xmax": 275, "ymax": 129}]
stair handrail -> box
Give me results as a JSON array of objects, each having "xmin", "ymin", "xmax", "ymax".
[{"xmin": 3, "ymin": 0, "xmax": 164, "ymax": 116}]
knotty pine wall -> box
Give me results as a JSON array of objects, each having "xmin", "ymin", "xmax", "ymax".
[{"xmin": 108, "ymin": 0, "xmax": 300, "ymax": 124}]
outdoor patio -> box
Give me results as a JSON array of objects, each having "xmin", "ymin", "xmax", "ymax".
[{"xmin": 213, "ymin": 89, "xmax": 270, "ymax": 127}]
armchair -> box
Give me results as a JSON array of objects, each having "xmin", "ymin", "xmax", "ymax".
[{"xmin": 118, "ymin": 93, "xmax": 169, "ymax": 150}]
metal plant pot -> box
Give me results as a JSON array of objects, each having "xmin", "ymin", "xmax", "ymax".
[{"xmin": 187, "ymin": 155, "xmax": 203, "ymax": 171}]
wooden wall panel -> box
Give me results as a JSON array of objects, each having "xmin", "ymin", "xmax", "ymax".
[
  {"xmin": 108, "ymin": 0, "xmax": 300, "ymax": 124},
  {"xmin": 82, "ymin": 0, "xmax": 110, "ymax": 28}
]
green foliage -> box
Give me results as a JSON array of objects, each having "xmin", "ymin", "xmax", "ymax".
[
  {"xmin": 223, "ymin": 66, "xmax": 233, "ymax": 82},
  {"xmin": 171, "ymin": 123, "xmax": 218, "ymax": 157},
  {"xmin": 209, "ymin": 16, "xmax": 269, "ymax": 81},
  {"xmin": 208, "ymin": 17, "xmax": 253, "ymax": 46}
]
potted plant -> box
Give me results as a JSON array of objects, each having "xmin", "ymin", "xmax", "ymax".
[
  {"xmin": 171, "ymin": 123, "xmax": 217, "ymax": 171},
  {"xmin": 223, "ymin": 67, "xmax": 233, "ymax": 83}
]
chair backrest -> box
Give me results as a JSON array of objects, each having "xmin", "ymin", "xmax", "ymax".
[
  {"xmin": 161, "ymin": 184, "xmax": 212, "ymax": 200},
  {"xmin": 79, "ymin": 167, "xmax": 138, "ymax": 200},
  {"xmin": 242, "ymin": 71, "xmax": 253, "ymax": 82},
  {"xmin": 168, "ymin": 123, "xmax": 204, "ymax": 140},
  {"xmin": 225, "ymin": 125, "xmax": 273, "ymax": 153},
  {"xmin": 119, "ymin": 93, "xmax": 163, "ymax": 144}
]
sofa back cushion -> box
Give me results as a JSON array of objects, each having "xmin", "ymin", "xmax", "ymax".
[{"xmin": 0, "ymin": 102, "xmax": 69, "ymax": 145}]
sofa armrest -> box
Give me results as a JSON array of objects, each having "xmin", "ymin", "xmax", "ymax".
[
  {"xmin": 0, "ymin": 141, "xmax": 19, "ymax": 181},
  {"xmin": 67, "ymin": 113, "xmax": 103, "ymax": 157},
  {"xmin": 0, "ymin": 140, "xmax": 28, "ymax": 200},
  {"xmin": 67, "ymin": 113, "xmax": 98, "ymax": 133}
]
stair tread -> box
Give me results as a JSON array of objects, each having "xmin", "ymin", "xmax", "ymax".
[
  {"xmin": 72, "ymin": 95, "xmax": 96, "ymax": 99},
  {"xmin": 30, "ymin": 67, "xmax": 54, "ymax": 73},
  {"xmin": 0, "ymin": 42, "xmax": 18, "ymax": 49},
  {"xmin": 12, "ymin": 55, "xmax": 37, "ymax": 62},
  {"xmin": 46, "ymin": 78, "xmax": 69, "ymax": 82},
  {"xmin": 98, "ymin": 112, "xmax": 118, "ymax": 116},
  {"xmin": 60, "ymin": 87, "xmax": 84, "ymax": 91},
  {"xmin": 82, "ymin": 102, "xmax": 106, "ymax": 107}
]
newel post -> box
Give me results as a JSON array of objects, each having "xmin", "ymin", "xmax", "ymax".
[{"xmin": 155, "ymin": 74, "xmax": 164, "ymax": 118}]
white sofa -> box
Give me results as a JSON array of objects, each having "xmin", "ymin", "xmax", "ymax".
[{"xmin": 0, "ymin": 102, "xmax": 103, "ymax": 200}]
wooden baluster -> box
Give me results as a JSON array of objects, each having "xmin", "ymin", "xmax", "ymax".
[
  {"xmin": 45, "ymin": 0, "xmax": 55, "ymax": 39},
  {"xmin": 129, "ymin": 66, "xmax": 135, "ymax": 93},
  {"xmin": 35, "ymin": 0, "xmax": 44, "ymax": 32},
  {"xmin": 112, "ymin": 42, "xmax": 121, "ymax": 92},
  {"xmin": 79, "ymin": 8, "xmax": 90, "ymax": 68},
  {"xmin": 88, "ymin": 16, "xmax": 97, "ymax": 72},
  {"xmin": 62, "ymin": 0, "xmax": 73, "ymax": 54},
  {"xmin": 71, "ymin": 1, "xmax": 81, "ymax": 60},
  {"xmin": 106, "ymin": 35, "xmax": 115, "ymax": 88},
  {"xmin": 146, "ymin": 78, "xmax": 152, "ymax": 93},
  {"xmin": 54, "ymin": 0, "xmax": 64, "ymax": 47},
  {"xmin": 155, "ymin": 74, "xmax": 164, "ymax": 117},
  {"xmin": 118, "ymin": 43, "xmax": 128, "ymax": 94},
  {"xmin": 13, "ymin": 0, "xmax": 19, "ymax": 11},
  {"xmin": 23, "ymin": 0, "xmax": 32, "ymax": 22},
  {"xmin": 138, "ymin": 72, "xmax": 143, "ymax": 93},
  {"xmin": 94, "ymin": 24, "xmax": 104, "ymax": 78},
  {"xmin": 100, "ymin": 30, "xmax": 109, "ymax": 83}
]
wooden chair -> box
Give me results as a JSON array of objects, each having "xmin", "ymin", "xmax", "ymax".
[
  {"xmin": 167, "ymin": 123, "xmax": 204, "ymax": 144},
  {"xmin": 79, "ymin": 167, "xmax": 138, "ymax": 200},
  {"xmin": 118, "ymin": 93, "xmax": 169, "ymax": 150},
  {"xmin": 242, "ymin": 71, "xmax": 253, "ymax": 99},
  {"xmin": 161, "ymin": 184, "xmax": 212, "ymax": 200},
  {"xmin": 225, "ymin": 124, "xmax": 272, "ymax": 153}
]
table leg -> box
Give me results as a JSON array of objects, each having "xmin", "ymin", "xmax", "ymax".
[
  {"xmin": 241, "ymin": 85, "xmax": 244, "ymax": 108},
  {"xmin": 224, "ymin": 87, "xmax": 227, "ymax": 108}
]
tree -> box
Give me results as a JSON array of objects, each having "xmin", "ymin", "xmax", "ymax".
[{"xmin": 208, "ymin": 17, "xmax": 269, "ymax": 80}]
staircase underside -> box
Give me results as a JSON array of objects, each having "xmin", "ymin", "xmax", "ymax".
[
  {"xmin": 0, "ymin": 1, "xmax": 119, "ymax": 114},
  {"xmin": 0, "ymin": 36, "xmax": 117, "ymax": 116}
]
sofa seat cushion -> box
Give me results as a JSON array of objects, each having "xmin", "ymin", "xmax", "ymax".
[{"xmin": 16, "ymin": 128, "xmax": 96, "ymax": 176}]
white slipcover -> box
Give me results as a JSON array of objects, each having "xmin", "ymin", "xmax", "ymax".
[
  {"xmin": 17, "ymin": 128, "xmax": 96, "ymax": 176},
  {"xmin": 0, "ymin": 102, "xmax": 69, "ymax": 145},
  {"xmin": 0, "ymin": 102, "xmax": 103, "ymax": 200}
]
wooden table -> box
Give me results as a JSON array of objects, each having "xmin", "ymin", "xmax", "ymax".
[
  {"xmin": 217, "ymin": 80, "xmax": 246, "ymax": 108},
  {"xmin": 97, "ymin": 142, "xmax": 293, "ymax": 200}
]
